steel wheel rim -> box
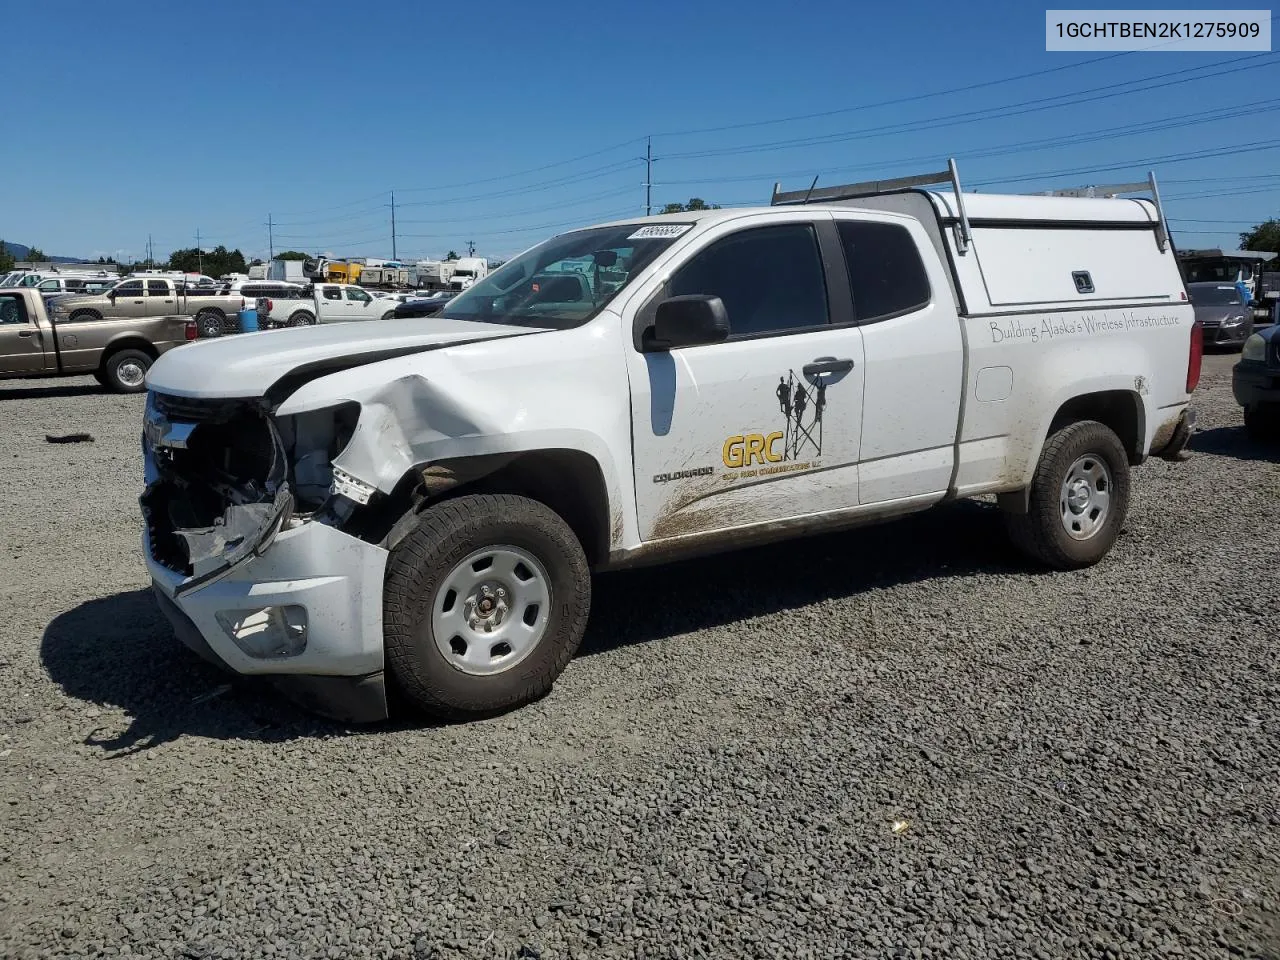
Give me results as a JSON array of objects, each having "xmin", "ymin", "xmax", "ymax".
[
  {"xmin": 1060, "ymin": 454, "xmax": 1112, "ymax": 541},
  {"xmin": 431, "ymin": 545, "xmax": 552, "ymax": 676},
  {"xmin": 116, "ymin": 360, "xmax": 146, "ymax": 388}
]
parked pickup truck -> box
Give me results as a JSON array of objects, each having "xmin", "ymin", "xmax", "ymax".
[
  {"xmin": 0, "ymin": 287, "xmax": 196, "ymax": 392},
  {"xmin": 1233, "ymin": 326, "xmax": 1280, "ymax": 439},
  {"xmin": 255, "ymin": 283, "xmax": 398, "ymax": 327},
  {"xmin": 138, "ymin": 161, "xmax": 1199, "ymax": 724},
  {"xmin": 51, "ymin": 277, "xmax": 246, "ymax": 338}
]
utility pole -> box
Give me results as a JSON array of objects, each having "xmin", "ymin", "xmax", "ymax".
[
  {"xmin": 644, "ymin": 136, "xmax": 652, "ymax": 217},
  {"xmin": 267, "ymin": 213, "xmax": 274, "ymax": 261},
  {"xmin": 390, "ymin": 192, "xmax": 398, "ymax": 260},
  {"xmin": 467, "ymin": 240, "xmax": 475, "ymax": 257},
  {"xmin": 196, "ymin": 229, "xmax": 202, "ymax": 274},
  {"xmin": 147, "ymin": 234, "xmax": 153, "ymax": 265}
]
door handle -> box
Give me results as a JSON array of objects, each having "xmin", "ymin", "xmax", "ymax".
[
  {"xmin": 802, "ymin": 357, "xmax": 854, "ymax": 376},
  {"xmin": 17, "ymin": 330, "xmax": 36, "ymax": 338}
]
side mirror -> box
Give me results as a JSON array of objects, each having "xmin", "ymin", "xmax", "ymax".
[
  {"xmin": 646, "ymin": 295, "xmax": 729, "ymax": 351},
  {"xmin": 107, "ymin": 290, "xmax": 117, "ymax": 300}
]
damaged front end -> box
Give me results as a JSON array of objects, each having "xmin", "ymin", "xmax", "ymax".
[{"xmin": 140, "ymin": 392, "xmax": 359, "ymax": 596}]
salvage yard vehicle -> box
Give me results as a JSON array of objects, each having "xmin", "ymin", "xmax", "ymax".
[
  {"xmin": 1233, "ymin": 325, "xmax": 1280, "ymax": 439},
  {"xmin": 51, "ymin": 278, "xmax": 246, "ymax": 338},
  {"xmin": 0, "ymin": 287, "xmax": 196, "ymax": 392},
  {"xmin": 1188, "ymin": 282, "xmax": 1253, "ymax": 349},
  {"xmin": 139, "ymin": 161, "xmax": 1199, "ymax": 724},
  {"xmin": 254, "ymin": 283, "xmax": 398, "ymax": 327}
]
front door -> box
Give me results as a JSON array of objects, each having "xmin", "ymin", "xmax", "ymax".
[
  {"xmin": 625, "ymin": 217, "xmax": 866, "ymax": 541},
  {"xmin": 345, "ymin": 286, "xmax": 375, "ymax": 320},
  {"xmin": 146, "ymin": 279, "xmax": 177, "ymax": 316},
  {"xmin": 0, "ymin": 293, "xmax": 50, "ymax": 375},
  {"xmin": 111, "ymin": 279, "xmax": 146, "ymax": 316}
]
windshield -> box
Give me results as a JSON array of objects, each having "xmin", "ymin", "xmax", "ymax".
[
  {"xmin": 439, "ymin": 223, "xmax": 691, "ymax": 328},
  {"xmin": 1184, "ymin": 261, "xmax": 1248, "ymax": 284},
  {"xmin": 1189, "ymin": 284, "xmax": 1243, "ymax": 306}
]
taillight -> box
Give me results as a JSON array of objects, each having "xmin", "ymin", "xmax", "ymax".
[
  {"xmin": 184, "ymin": 319, "xmax": 198, "ymax": 341},
  {"xmin": 265, "ymin": 298, "xmax": 273, "ymax": 312},
  {"xmin": 240, "ymin": 297, "xmax": 246, "ymax": 309},
  {"xmin": 1187, "ymin": 320, "xmax": 1203, "ymax": 393}
]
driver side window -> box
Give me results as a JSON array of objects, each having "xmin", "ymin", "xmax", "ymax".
[
  {"xmin": 346, "ymin": 288, "xmax": 370, "ymax": 302},
  {"xmin": 668, "ymin": 223, "xmax": 829, "ymax": 338}
]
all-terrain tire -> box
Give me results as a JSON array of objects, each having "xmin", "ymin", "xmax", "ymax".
[
  {"xmin": 1003, "ymin": 419, "xmax": 1131, "ymax": 570},
  {"xmin": 383, "ymin": 494, "xmax": 591, "ymax": 719},
  {"xmin": 101, "ymin": 348, "xmax": 152, "ymax": 393},
  {"xmin": 288, "ymin": 311, "xmax": 316, "ymax": 327},
  {"xmin": 195, "ymin": 309, "xmax": 224, "ymax": 338}
]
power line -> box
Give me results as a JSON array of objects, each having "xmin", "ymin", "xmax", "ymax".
[
  {"xmin": 661, "ymin": 54, "xmax": 1278, "ymax": 162},
  {"xmin": 390, "ymin": 136, "xmax": 647, "ymax": 194},
  {"xmin": 971, "ymin": 140, "xmax": 1280, "ymax": 188}
]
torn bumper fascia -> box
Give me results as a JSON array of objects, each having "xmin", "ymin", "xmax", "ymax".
[{"xmin": 140, "ymin": 399, "xmax": 390, "ymax": 706}]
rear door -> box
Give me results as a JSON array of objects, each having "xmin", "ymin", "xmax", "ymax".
[
  {"xmin": 624, "ymin": 214, "xmax": 867, "ymax": 540},
  {"xmin": 0, "ymin": 293, "xmax": 50, "ymax": 374},
  {"xmin": 316, "ymin": 285, "xmax": 346, "ymax": 322},
  {"xmin": 146, "ymin": 279, "xmax": 177, "ymax": 316},
  {"xmin": 830, "ymin": 213, "xmax": 963, "ymax": 504}
]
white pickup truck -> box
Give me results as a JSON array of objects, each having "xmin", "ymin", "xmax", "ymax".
[
  {"xmin": 255, "ymin": 283, "xmax": 399, "ymax": 327},
  {"xmin": 138, "ymin": 162, "xmax": 1199, "ymax": 724}
]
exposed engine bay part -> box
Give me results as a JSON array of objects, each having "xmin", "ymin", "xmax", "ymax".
[{"xmin": 141, "ymin": 395, "xmax": 359, "ymax": 592}]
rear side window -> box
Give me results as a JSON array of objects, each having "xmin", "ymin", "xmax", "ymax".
[
  {"xmin": 669, "ymin": 223, "xmax": 829, "ymax": 338},
  {"xmin": 837, "ymin": 220, "xmax": 931, "ymax": 323},
  {"xmin": 322, "ymin": 287, "xmax": 342, "ymax": 301},
  {"xmin": 146, "ymin": 280, "xmax": 170, "ymax": 295},
  {"xmin": 0, "ymin": 294, "xmax": 29, "ymax": 324}
]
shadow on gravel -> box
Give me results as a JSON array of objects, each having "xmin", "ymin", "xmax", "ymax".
[
  {"xmin": 1190, "ymin": 426, "xmax": 1280, "ymax": 464},
  {"xmin": 0, "ymin": 382, "xmax": 105, "ymax": 401},
  {"xmin": 581, "ymin": 499, "xmax": 1023, "ymax": 656},
  {"xmin": 39, "ymin": 590, "xmax": 393, "ymax": 752},
  {"xmin": 43, "ymin": 501, "xmax": 1019, "ymax": 743}
]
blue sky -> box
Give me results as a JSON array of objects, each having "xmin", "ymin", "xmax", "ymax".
[{"xmin": 3, "ymin": 0, "xmax": 1277, "ymax": 262}]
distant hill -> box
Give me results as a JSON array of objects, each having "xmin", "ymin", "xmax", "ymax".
[{"xmin": 1, "ymin": 241, "xmax": 85, "ymax": 264}]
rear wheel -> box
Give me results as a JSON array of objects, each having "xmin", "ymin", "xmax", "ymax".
[
  {"xmin": 287, "ymin": 311, "xmax": 316, "ymax": 327},
  {"xmin": 1004, "ymin": 420, "xmax": 1131, "ymax": 570},
  {"xmin": 195, "ymin": 310, "xmax": 224, "ymax": 338},
  {"xmin": 101, "ymin": 349, "xmax": 152, "ymax": 393},
  {"xmin": 383, "ymin": 494, "xmax": 591, "ymax": 719}
]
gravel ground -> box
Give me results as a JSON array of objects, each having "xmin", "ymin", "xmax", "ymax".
[{"xmin": 0, "ymin": 354, "xmax": 1276, "ymax": 960}]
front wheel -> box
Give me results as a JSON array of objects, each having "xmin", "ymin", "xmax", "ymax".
[
  {"xmin": 101, "ymin": 348, "xmax": 152, "ymax": 393},
  {"xmin": 383, "ymin": 494, "xmax": 591, "ymax": 719},
  {"xmin": 381, "ymin": 310, "xmax": 396, "ymax": 321},
  {"xmin": 1004, "ymin": 420, "xmax": 1131, "ymax": 570}
]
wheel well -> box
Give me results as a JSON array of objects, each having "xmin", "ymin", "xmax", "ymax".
[
  {"xmin": 1050, "ymin": 390, "xmax": 1144, "ymax": 465},
  {"xmin": 367, "ymin": 449, "xmax": 612, "ymax": 565},
  {"xmin": 100, "ymin": 338, "xmax": 159, "ymax": 367},
  {"xmin": 196, "ymin": 307, "xmax": 225, "ymax": 318}
]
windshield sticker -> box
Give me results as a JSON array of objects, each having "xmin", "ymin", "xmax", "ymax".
[{"xmin": 627, "ymin": 224, "xmax": 693, "ymax": 240}]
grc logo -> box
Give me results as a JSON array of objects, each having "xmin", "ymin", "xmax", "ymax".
[{"xmin": 723, "ymin": 432, "xmax": 784, "ymax": 468}]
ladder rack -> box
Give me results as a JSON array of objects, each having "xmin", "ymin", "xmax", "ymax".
[
  {"xmin": 771, "ymin": 158, "xmax": 974, "ymax": 253},
  {"xmin": 771, "ymin": 158, "xmax": 1170, "ymax": 255},
  {"xmin": 1036, "ymin": 171, "xmax": 1169, "ymax": 251}
]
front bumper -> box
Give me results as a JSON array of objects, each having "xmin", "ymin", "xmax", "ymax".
[
  {"xmin": 1233, "ymin": 362, "xmax": 1280, "ymax": 409},
  {"xmin": 146, "ymin": 518, "xmax": 391, "ymax": 723},
  {"xmin": 1202, "ymin": 323, "xmax": 1250, "ymax": 346},
  {"xmin": 1152, "ymin": 406, "xmax": 1197, "ymax": 462}
]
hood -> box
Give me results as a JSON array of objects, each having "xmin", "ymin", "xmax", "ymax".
[
  {"xmin": 1192, "ymin": 304, "xmax": 1247, "ymax": 324},
  {"xmin": 145, "ymin": 316, "xmax": 546, "ymax": 401}
]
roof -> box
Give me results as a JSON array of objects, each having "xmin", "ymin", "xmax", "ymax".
[{"xmin": 1178, "ymin": 248, "xmax": 1277, "ymax": 261}]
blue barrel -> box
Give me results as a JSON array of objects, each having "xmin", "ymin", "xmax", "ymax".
[{"xmin": 238, "ymin": 308, "xmax": 259, "ymax": 333}]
